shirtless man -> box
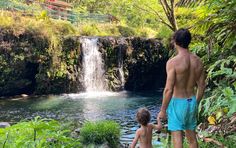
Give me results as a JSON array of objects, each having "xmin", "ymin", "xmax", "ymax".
[{"xmin": 157, "ymin": 28, "xmax": 205, "ymax": 148}]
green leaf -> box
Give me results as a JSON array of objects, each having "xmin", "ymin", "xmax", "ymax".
[{"xmin": 222, "ymin": 87, "xmax": 234, "ymax": 98}]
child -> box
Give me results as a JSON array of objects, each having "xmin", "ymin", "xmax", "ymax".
[{"xmin": 131, "ymin": 108, "xmax": 162, "ymax": 148}]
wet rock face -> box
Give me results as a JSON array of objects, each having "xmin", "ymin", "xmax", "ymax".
[
  {"xmin": 0, "ymin": 28, "xmax": 47, "ymax": 96},
  {"xmin": 0, "ymin": 28, "xmax": 82, "ymax": 96},
  {"xmin": 0, "ymin": 27, "xmax": 168, "ymax": 96},
  {"xmin": 98, "ymin": 37, "xmax": 168, "ymax": 91}
]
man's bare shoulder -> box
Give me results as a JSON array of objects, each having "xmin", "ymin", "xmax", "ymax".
[
  {"xmin": 190, "ymin": 53, "xmax": 203, "ymax": 66},
  {"xmin": 190, "ymin": 53, "xmax": 201, "ymax": 60},
  {"xmin": 167, "ymin": 57, "xmax": 177, "ymax": 66}
]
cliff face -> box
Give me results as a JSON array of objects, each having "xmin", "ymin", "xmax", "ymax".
[
  {"xmin": 98, "ymin": 37, "xmax": 168, "ymax": 91},
  {"xmin": 0, "ymin": 27, "xmax": 168, "ymax": 96}
]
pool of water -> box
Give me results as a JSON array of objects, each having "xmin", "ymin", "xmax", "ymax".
[{"xmin": 0, "ymin": 91, "xmax": 163, "ymax": 144}]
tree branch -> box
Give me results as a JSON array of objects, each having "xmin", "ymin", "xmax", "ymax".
[
  {"xmin": 159, "ymin": 0, "xmax": 170, "ymax": 18},
  {"xmin": 134, "ymin": 4, "xmax": 174, "ymax": 31},
  {"xmin": 163, "ymin": 0, "xmax": 172, "ymax": 12},
  {"xmin": 155, "ymin": 18, "xmax": 174, "ymax": 31}
]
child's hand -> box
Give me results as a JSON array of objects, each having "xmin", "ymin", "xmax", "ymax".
[
  {"xmin": 156, "ymin": 118, "xmax": 163, "ymax": 131},
  {"xmin": 157, "ymin": 110, "xmax": 166, "ymax": 121}
]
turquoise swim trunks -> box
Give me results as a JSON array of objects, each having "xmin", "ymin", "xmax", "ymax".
[{"xmin": 167, "ymin": 96, "xmax": 198, "ymax": 131}]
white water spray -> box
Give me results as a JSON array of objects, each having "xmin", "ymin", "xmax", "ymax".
[
  {"xmin": 117, "ymin": 38, "xmax": 126, "ymax": 89},
  {"xmin": 118, "ymin": 47, "xmax": 125, "ymax": 88},
  {"xmin": 80, "ymin": 37, "xmax": 107, "ymax": 92}
]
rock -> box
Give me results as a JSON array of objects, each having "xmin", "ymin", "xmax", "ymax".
[
  {"xmin": 46, "ymin": 138, "xmax": 57, "ymax": 143},
  {"xmin": 120, "ymin": 143, "xmax": 130, "ymax": 148},
  {"xmin": 21, "ymin": 94, "xmax": 28, "ymax": 97},
  {"xmin": 0, "ymin": 27, "xmax": 168, "ymax": 96},
  {"xmin": 71, "ymin": 128, "xmax": 81, "ymax": 138},
  {"xmin": 74, "ymin": 128, "xmax": 81, "ymax": 134},
  {"xmin": 0, "ymin": 122, "xmax": 10, "ymax": 128},
  {"xmin": 99, "ymin": 37, "xmax": 168, "ymax": 91},
  {"xmin": 100, "ymin": 142, "xmax": 110, "ymax": 148}
]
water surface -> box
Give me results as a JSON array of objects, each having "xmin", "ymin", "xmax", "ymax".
[{"xmin": 0, "ymin": 91, "xmax": 162, "ymax": 144}]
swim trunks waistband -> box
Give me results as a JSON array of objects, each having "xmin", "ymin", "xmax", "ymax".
[{"xmin": 171, "ymin": 96, "xmax": 196, "ymax": 100}]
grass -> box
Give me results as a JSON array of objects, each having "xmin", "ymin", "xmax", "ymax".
[
  {"xmin": 80, "ymin": 120, "xmax": 121, "ymax": 147},
  {"xmin": 0, "ymin": 10, "xmax": 158, "ymax": 38}
]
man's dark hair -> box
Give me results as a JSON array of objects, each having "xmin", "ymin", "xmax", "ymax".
[
  {"xmin": 173, "ymin": 28, "xmax": 192, "ymax": 49},
  {"xmin": 136, "ymin": 108, "xmax": 151, "ymax": 126}
]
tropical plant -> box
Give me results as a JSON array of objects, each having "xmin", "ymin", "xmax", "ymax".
[
  {"xmin": 80, "ymin": 121, "xmax": 121, "ymax": 147},
  {"xmin": 0, "ymin": 117, "xmax": 81, "ymax": 148},
  {"xmin": 189, "ymin": 1, "xmax": 236, "ymax": 136}
]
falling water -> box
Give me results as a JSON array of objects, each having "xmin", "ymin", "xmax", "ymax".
[
  {"xmin": 118, "ymin": 38, "xmax": 126, "ymax": 89},
  {"xmin": 118, "ymin": 46, "xmax": 125, "ymax": 89},
  {"xmin": 80, "ymin": 37, "xmax": 107, "ymax": 92}
]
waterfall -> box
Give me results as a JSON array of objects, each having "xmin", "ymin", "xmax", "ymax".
[
  {"xmin": 117, "ymin": 38, "xmax": 126, "ymax": 89},
  {"xmin": 118, "ymin": 46, "xmax": 125, "ymax": 89},
  {"xmin": 80, "ymin": 37, "xmax": 107, "ymax": 92}
]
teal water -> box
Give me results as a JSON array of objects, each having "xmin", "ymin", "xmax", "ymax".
[{"xmin": 0, "ymin": 91, "xmax": 162, "ymax": 144}]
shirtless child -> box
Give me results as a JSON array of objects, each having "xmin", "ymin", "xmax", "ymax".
[{"xmin": 131, "ymin": 108, "xmax": 162, "ymax": 148}]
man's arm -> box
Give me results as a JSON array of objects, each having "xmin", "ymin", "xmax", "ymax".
[
  {"xmin": 158, "ymin": 60, "xmax": 176, "ymax": 120},
  {"xmin": 130, "ymin": 130, "xmax": 140, "ymax": 148},
  {"xmin": 196, "ymin": 64, "xmax": 205, "ymax": 102}
]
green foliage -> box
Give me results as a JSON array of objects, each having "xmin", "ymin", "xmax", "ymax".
[
  {"xmin": 0, "ymin": 10, "xmax": 82, "ymax": 94},
  {"xmin": 186, "ymin": 0, "xmax": 236, "ymax": 123},
  {"xmin": 135, "ymin": 27, "xmax": 157, "ymax": 38},
  {"xmin": 207, "ymin": 56, "xmax": 236, "ymax": 82},
  {"xmin": 183, "ymin": 134, "xmax": 236, "ymax": 148},
  {"xmin": 198, "ymin": 55, "xmax": 236, "ymax": 120},
  {"xmin": 80, "ymin": 121, "xmax": 120, "ymax": 147},
  {"xmin": 198, "ymin": 85, "xmax": 235, "ymax": 119},
  {"xmin": 0, "ymin": 117, "xmax": 81, "ymax": 148},
  {"xmin": 36, "ymin": 10, "xmax": 49, "ymax": 20},
  {"xmin": 179, "ymin": 4, "xmax": 236, "ymax": 147},
  {"xmin": 117, "ymin": 26, "xmax": 136, "ymax": 37},
  {"xmin": 80, "ymin": 24, "xmax": 100, "ymax": 36}
]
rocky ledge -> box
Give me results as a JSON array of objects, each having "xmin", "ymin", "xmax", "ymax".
[{"xmin": 0, "ymin": 27, "xmax": 168, "ymax": 96}]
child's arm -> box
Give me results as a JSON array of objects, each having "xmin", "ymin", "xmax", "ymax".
[
  {"xmin": 151, "ymin": 119, "xmax": 162, "ymax": 131},
  {"xmin": 130, "ymin": 130, "xmax": 140, "ymax": 148}
]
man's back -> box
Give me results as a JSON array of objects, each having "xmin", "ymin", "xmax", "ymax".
[
  {"xmin": 170, "ymin": 51, "xmax": 203, "ymax": 98},
  {"xmin": 158, "ymin": 28, "xmax": 205, "ymax": 148}
]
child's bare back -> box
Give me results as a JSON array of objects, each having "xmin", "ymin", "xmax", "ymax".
[{"xmin": 131, "ymin": 108, "xmax": 162, "ymax": 148}]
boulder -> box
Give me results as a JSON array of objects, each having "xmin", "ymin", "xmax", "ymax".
[{"xmin": 0, "ymin": 122, "xmax": 10, "ymax": 128}]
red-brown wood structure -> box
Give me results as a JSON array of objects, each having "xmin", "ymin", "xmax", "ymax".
[{"xmin": 45, "ymin": 0, "xmax": 72, "ymax": 20}]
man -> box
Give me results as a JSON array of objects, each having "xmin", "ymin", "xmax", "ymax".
[{"xmin": 157, "ymin": 28, "xmax": 205, "ymax": 148}]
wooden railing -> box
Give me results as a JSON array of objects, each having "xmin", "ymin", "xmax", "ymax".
[{"xmin": 0, "ymin": 1, "xmax": 112, "ymax": 24}]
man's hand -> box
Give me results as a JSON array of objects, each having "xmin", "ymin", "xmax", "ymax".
[{"xmin": 157, "ymin": 110, "xmax": 167, "ymax": 121}]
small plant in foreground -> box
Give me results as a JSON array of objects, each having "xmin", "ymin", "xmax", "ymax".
[
  {"xmin": 80, "ymin": 120, "xmax": 120, "ymax": 147},
  {"xmin": 0, "ymin": 117, "xmax": 81, "ymax": 148}
]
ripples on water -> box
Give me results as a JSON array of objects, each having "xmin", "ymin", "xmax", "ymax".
[{"xmin": 0, "ymin": 91, "xmax": 163, "ymax": 144}]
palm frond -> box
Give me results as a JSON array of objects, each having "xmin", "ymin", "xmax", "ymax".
[{"xmin": 175, "ymin": 0, "xmax": 206, "ymax": 7}]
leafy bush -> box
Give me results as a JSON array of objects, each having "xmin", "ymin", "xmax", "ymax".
[
  {"xmin": 80, "ymin": 121, "xmax": 120, "ymax": 147},
  {"xmin": 118, "ymin": 26, "xmax": 136, "ymax": 37},
  {"xmin": 80, "ymin": 24, "xmax": 99, "ymax": 36},
  {"xmin": 0, "ymin": 117, "xmax": 81, "ymax": 148},
  {"xmin": 198, "ymin": 56, "xmax": 236, "ymax": 122},
  {"xmin": 135, "ymin": 27, "xmax": 157, "ymax": 38},
  {"xmin": 183, "ymin": 135, "xmax": 236, "ymax": 148},
  {"xmin": 190, "ymin": 0, "xmax": 236, "ymax": 122}
]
